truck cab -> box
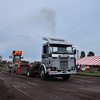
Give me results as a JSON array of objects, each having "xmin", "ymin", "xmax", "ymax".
[{"xmin": 40, "ymin": 37, "xmax": 77, "ymax": 80}]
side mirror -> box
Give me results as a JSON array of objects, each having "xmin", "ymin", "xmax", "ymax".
[
  {"xmin": 21, "ymin": 57, "xmax": 24, "ymax": 59},
  {"xmin": 9, "ymin": 56, "xmax": 12, "ymax": 58},
  {"xmin": 74, "ymin": 49, "xmax": 76, "ymax": 54}
]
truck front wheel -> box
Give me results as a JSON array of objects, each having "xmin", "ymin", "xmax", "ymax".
[
  {"xmin": 40, "ymin": 68, "xmax": 47, "ymax": 80},
  {"xmin": 62, "ymin": 74, "xmax": 70, "ymax": 80}
]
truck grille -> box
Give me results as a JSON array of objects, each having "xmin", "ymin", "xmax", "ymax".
[{"xmin": 60, "ymin": 57, "xmax": 68, "ymax": 70}]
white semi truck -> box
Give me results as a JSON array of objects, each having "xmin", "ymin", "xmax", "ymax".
[{"xmin": 27, "ymin": 37, "xmax": 77, "ymax": 80}]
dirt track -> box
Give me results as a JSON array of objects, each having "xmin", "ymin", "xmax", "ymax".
[{"xmin": 0, "ymin": 68, "xmax": 100, "ymax": 100}]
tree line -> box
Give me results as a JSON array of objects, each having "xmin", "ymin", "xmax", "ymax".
[
  {"xmin": 80, "ymin": 51, "xmax": 95, "ymax": 58},
  {"xmin": 0, "ymin": 55, "xmax": 7, "ymax": 64}
]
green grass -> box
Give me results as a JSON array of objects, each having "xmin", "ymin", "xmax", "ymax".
[
  {"xmin": 8, "ymin": 90, "xmax": 11, "ymax": 92},
  {"xmin": 77, "ymin": 71, "xmax": 100, "ymax": 76},
  {"xmin": 0, "ymin": 64, "xmax": 8, "ymax": 68}
]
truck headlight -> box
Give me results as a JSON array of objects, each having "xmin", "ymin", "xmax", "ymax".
[
  {"xmin": 51, "ymin": 67, "xmax": 56, "ymax": 71},
  {"xmin": 71, "ymin": 67, "xmax": 75, "ymax": 70},
  {"xmin": 47, "ymin": 67, "xmax": 56, "ymax": 71},
  {"xmin": 49, "ymin": 67, "xmax": 51, "ymax": 71}
]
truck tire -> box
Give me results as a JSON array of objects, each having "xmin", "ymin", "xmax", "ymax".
[
  {"xmin": 11, "ymin": 70, "xmax": 14, "ymax": 73},
  {"xmin": 11, "ymin": 70, "xmax": 16, "ymax": 74},
  {"xmin": 40, "ymin": 68, "xmax": 47, "ymax": 80},
  {"xmin": 27, "ymin": 70, "xmax": 31, "ymax": 77},
  {"xmin": 11, "ymin": 68, "xmax": 13, "ymax": 73},
  {"xmin": 8, "ymin": 68, "xmax": 11, "ymax": 72},
  {"xmin": 27, "ymin": 68, "xmax": 36, "ymax": 77},
  {"xmin": 11, "ymin": 68, "xmax": 15, "ymax": 74},
  {"xmin": 62, "ymin": 74, "xmax": 70, "ymax": 80}
]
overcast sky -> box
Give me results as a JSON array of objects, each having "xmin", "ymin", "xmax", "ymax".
[{"xmin": 0, "ymin": 0, "xmax": 100, "ymax": 62}]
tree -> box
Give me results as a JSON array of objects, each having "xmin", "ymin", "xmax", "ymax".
[
  {"xmin": 2, "ymin": 60, "xmax": 6, "ymax": 64},
  {"xmin": 87, "ymin": 51, "xmax": 95, "ymax": 57},
  {"xmin": 0, "ymin": 55, "xmax": 2, "ymax": 63},
  {"xmin": 80, "ymin": 51, "xmax": 85, "ymax": 58}
]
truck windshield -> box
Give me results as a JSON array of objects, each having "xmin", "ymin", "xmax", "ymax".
[{"xmin": 50, "ymin": 45, "xmax": 73, "ymax": 54}]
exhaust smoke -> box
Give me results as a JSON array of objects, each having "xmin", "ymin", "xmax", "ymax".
[{"xmin": 39, "ymin": 8, "xmax": 56, "ymax": 35}]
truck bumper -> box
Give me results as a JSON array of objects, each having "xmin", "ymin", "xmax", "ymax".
[{"xmin": 48, "ymin": 70, "xmax": 77, "ymax": 75}]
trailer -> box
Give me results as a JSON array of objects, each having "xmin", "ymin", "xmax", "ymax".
[{"xmin": 27, "ymin": 37, "xmax": 77, "ymax": 80}]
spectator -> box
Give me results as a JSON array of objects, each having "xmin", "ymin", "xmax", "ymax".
[
  {"xmin": 76, "ymin": 64, "xmax": 78, "ymax": 72},
  {"xmin": 78, "ymin": 64, "xmax": 80, "ymax": 72},
  {"xmin": 80, "ymin": 64, "xmax": 81, "ymax": 72}
]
